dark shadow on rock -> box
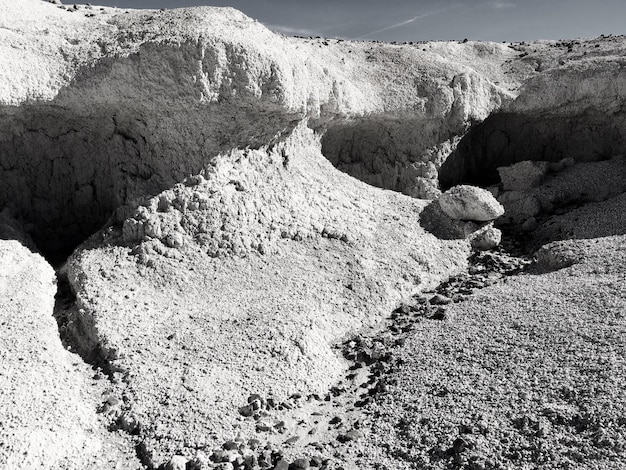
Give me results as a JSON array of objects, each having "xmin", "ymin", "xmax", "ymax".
[
  {"xmin": 319, "ymin": 116, "xmax": 455, "ymax": 196},
  {"xmin": 0, "ymin": 210, "xmax": 39, "ymax": 255},
  {"xmin": 419, "ymin": 200, "xmax": 479, "ymax": 240},
  {"xmin": 439, "ymin": 110, "xmax": 626, "ymax": 190},
  {"xmin": 0, "ymin": 41, "xmax": 302, "ymax": 261}
]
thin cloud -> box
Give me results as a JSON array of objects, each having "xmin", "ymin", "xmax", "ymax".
[
  {"xmin": 492, "ymin": 2, "xmax": 516, "ymax": 8},
  {"xmin": 355, "ymin": 4, "xmax": 461, "ymax": 40},
  {"xmin": 265, "ymin": 24, "xmax": 319, "ymax": 37}
]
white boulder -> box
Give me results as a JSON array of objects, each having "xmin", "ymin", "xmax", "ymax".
[{"xmin": 439, "ymin": 185, "xmax": 505, "ymax": 221}]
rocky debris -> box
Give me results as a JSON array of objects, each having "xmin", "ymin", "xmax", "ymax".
[
  {"xmin": 439, "ymin": 185, "xmax": 505, "ymax": 221},
  {"xmin": 171, "ymin": 437, "xmax": 332, "ymax": 470},
  {"xmin": 180, "ymin": 246, "xmax": 530, "ymax": 470},
  {"xmin": 497, "ymin": 190, "xmax": 541, "ymax": 224},
  {"xmin": 495, "ymin": 157, "xmax": 626, "ymax": 248},
  {"xmin": 534, "ymin": 240, "xmax": 581, "ymax": 271},
  {"xmin": 469, "ymin": 223, "xmax": 502, "ymax": 251},
  {"xmin": 360, "ymin": 232, "xmax": 626, "ymax": 470},
  {"xmin": 497, "ymin": 160, "xmax": 550, "ymax": 190}
]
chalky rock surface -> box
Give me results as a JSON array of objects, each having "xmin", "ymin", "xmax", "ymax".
[
  {"xmin": 0, "ymin": 228, "xmax": 139, "ymax": 469},
  {"xmin": 2, "ymin": 1, "xmax": 626, "ymax": 469}
]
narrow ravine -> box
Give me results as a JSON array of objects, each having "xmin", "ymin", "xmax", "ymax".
[{"xmin": 53, "ymin": 263, "xmax": 151, "ymax": 468}]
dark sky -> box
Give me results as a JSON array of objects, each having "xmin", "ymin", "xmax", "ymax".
[{"xmin": 94, "ymin": 0, "xmax": 626, "ymax": 42}]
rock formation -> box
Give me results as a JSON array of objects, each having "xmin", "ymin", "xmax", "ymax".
[{"xmin": 2, "ymin": 1, "xmax": 626, "ymax": 469}]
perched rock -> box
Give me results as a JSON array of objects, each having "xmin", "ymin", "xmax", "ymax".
[
  {"xmin": 498, "ymin": 160, "xmax": 550, "ymax": 191},
  {"xmin": 439, "ymin": 185, "xmax": 505, "ymax": 221}
]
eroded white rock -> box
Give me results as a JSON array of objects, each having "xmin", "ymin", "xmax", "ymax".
[{"xmin": 439, "ymin": 185, "xmax": 505, "ymax": 221}]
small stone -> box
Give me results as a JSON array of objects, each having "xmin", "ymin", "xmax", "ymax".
[
  {"xmin": 289, "ymin": 458, "xmax": 310, "ymax": 470},
  {"xmin": 164, "ymin": 455, "xmax": 187, "ymax": 470},
  {"xmin": 309, "ymin": 456, "xmax": 323, "ymax": 467},
  {"xmin": 105, "ymin": 396, "xmax": 120, "ymax": 406},
  {"xmin": 248, "ymin": 393, "xmax": 262, "ymax": 403},
  {"xmin": 184, "ymin": 174, "xmax": 206, "ymax": 186},
  {"xmin": 248, "ymin": 438, "xmax": 261, "ymax": 450},
  {"xmin": 211, "ymin": 450, "xmax": 225, "ymax": 462},
  {"xmin": 187, "ymin": 452, "xmax": 211, "ymax": 470},
  {"xmin": 469, "ymin": 224, "xmax": 502, "ymax": 251},
  {"xmin": 223, "ymin": 440, "xmax": 239, "ymax": 451},
  {"xmin": 215, "ymin": 463, "xmax": 234, "ymax": 470},
  {"xmin": 468, "ymin": 457, "xmax": 486, "ymax": 470},
  {"xmin": 256, "ymin": 421, "xmax": 272, "ymax": 432},
  {"xmin": 430, "ymin": 307, "xmax": 448, "ymax": 320},
  {"xmin": 239, "ymin": 404, "xmax": 254, "ymax": 417},
  {"xmin": 164, "ymin": 231, "xmax": 184, "ymax": 248},
  {"xmin": 283, "ymin": 436, "xmax": 299, "ymax": 446},
  {"xmin": 338, "ymin": 429, "xmax": 363, "ymax": 442},
  {"xmin": 534, "ymin": 242, "xmax": 579, "ymax": 271},
  {"xmin": 118, "ymin": 412, "xmax": 139, "ymax": 433},
  {"xmin": 429, "ymin": 294, "xmax": 451, "ymax": 305},
  {"xmin": 452, "ymin": 437, "xmax": 468, "ymax": 454},
  {"xmin": 274, "ymin": 459, "xmax": 289, "ymax": 470}
]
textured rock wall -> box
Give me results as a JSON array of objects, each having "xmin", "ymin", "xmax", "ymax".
[
  {"xmin": 0, "ymin": 1, "xmax": 519, "ymax": 257},
  {"xmin": 440, "ymin": 57, "xmax": 626, "ymax": 188}
]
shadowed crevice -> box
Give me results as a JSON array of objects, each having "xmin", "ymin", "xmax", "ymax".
[{"xmin": 438, "ymin": 109, "xmax": 626, "ymax": 189}]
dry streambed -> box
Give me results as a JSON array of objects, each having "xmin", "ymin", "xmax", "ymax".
[{"xmin": 164, "ymin": 242, "xmax": 532, "ymax": 470}]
